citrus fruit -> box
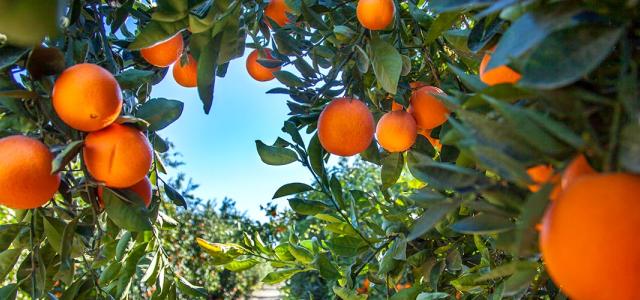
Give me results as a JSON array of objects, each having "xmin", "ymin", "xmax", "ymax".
[
  {"xmin": 318, "ymin": 97, "xmax": 374, "ymax": 156},
  {"xmin": 52, "ymin": 63, "xmax": 122, "ymax": 132},
  {"xmin": 0, "ymin": 135, "xmax": 60, "ymax": 209},
  {"xmin": 83, "ymin": 123, "xmax": 153, "ymax": 188}
]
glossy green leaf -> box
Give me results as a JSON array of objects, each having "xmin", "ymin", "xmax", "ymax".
[
  {"xmin": 273, "ymin": 182, "xmax": 314, "ymax": 199},
  {"xmin": 224, "ymin": 258, "xmax": 259, "ymax": 272},
  {"xmin": 288, "ymin": 198, "xmax": 329, "ymax": 215},
  {"xmin": 51, "ymin": 140, "xmax": 82, "ymax": 173},
  {"xmin": 136, "ymin": 98, "xmax": 184, "ymax": 131},
  {"xmin": 103, "ymin": 188, "xmax": 153, "ymax": 232},
  {"xmin": 262, "ymin": 268, "xmax": 306, "ymax": 284},
  {"xmin": 370, "ymin": 36, "xmax": 402, "ymax": 94},
  {"xmin": 256, "ymin": 140, "xmax": 298, "ymax": 165},
  {"xmin": 407, "ymin": 201, "xmax": 460, "ymax": 241},
  {"xmin": 451, "ymin": 213, "xmax": 515, "ymax": 234},
  {"xmin": 520, "ymin": 25, "xmax": 623, "ymax": 89},
  {"xmin": 381, "ymin": 152, "xmax": 404, "ymax": 188}
]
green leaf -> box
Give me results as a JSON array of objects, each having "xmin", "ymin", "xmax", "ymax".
[
  {"xmin": 315, "ymin": 253, "xmax": 340, "ymax": 280},
  {"xmin": 620, "ymin": 124, "xmax": 640, "ymax": 173},
  {"xmin": 416, "ymin": 292, "xmax": 450, "ymax": 300},
  {"xmin": 98, "ymin": 262, "xmax": 122, "ymax": 285},
  {"xmin": 502, "ymin": 268, "xmax": 537, "ymax": 296},
  {"xmin": 474, "ymin": 261, "xmax": 538, "ymax": 282},
  {"xmin": 136, "ymin": 98, "xmax": 184, "ymax": 131},
  {"xmin": 451, "ymin": 213, "xmax": 515, "ymax": 234},
  {"xmin": 262, "ymin": 268, "xmax": 306, "ymax": 284},
  {"xmin": 308, "ymin": 133, "xmax": 326, "ymax": 178},
  {"xmin": 176, "ymin": 275, "xmax": 207, "ymax": 297},
  {"xmin": 408, "ymin": 153, "xmax": 487, "ymax": 191},
  {"xmin": 288, "ymin": 198, "xmax": 329, "ymax": 215},
  {"xmin": 197, "ymin": 238, "xmax": 246, "ymax": 265},
  {"xmin": 224, "ymin": 258, "xmax": 259, "ymax": 272},
  {"xmin": 0, "ymin": 249, "xmax": 22, "ymax": 281},
  {"xmin": 409, "ymin": 188, "xmax": 447, "ymax": 208},
  {"xmin": 255, "ymin": 140, "xmax": 298, "ymax": 165},
  {"xmin": 520, "ymin": 25, "xmax": 624, "ymax": 89},
  {"xmin": 354, "ymin": 45, "xmax": 370, "ymax": 74},
  {"xmin": 116, "ymin": 69, "xmax": 156, "ymax": 90},
  {"xmin": 333, "ymin": 286, "xmax": 367, "ymax": 300},
  {"xmin": 103, "ymin": 188, "xmax": 153, "ymax": 232},
  {"xmin": 426, "ymin": 11, "xmax": 460, "ymax": 44},
  {"xmin": 51, "ymin": 140, "xmax": 83, "ymax": 173},
  {"xmin": 274, "ymin": 70, "xmax": 304, "ymax": 88},
  {"xmin": 0, "ymin": 0, "xmax": 62, "ymax": 46},
  {"xmin": 301, "ymin": 1, "xmax": 329, "ymax": 30},
  {"xmin": 254, "ymin": 233, "xmax": 273, "ymax": 255},
  {"xmin": 129, "ymin": 20, "xmax": 187, "ymax": 50},
  {"xmin": 487, "ymin": 5, "xmax": 583, "ymax": 71},
  {"xmin": 390, "ymin": 285, "xmax": 421, "ymax": 300},
  {"xmin": 0, "ymin": 284, "xmax": 18, "ymax": 300},
  {"xmin": 0, "ymin": 224, "xmax": 26, "ymax": 252},
  {"xmin": 447, "ymin": 63, "xmax": 487, "ymax": 92},
  {"xmin": 288, "ymin": 244, "xmax": 314, "ymax": 264},
  {"xmin": 164, "ymin": 182, "xmax": 187, "ymax": 208},
  {"xmin": 381, "ymin": 153, "xmax": 404, "ymax": 188},
  {"xmin": 370, "ymin": 36, "xmax": 402, "ymax": 94},
  {"xmin": 194, "ymin": 31, "xmax": 221, "ymax": 114},
  {"xmin": 327, "ymin": 236, "xmax": 366, "ymax": 257},
  {"xmin": 152, "ymin": 0, "xmax": 189, "ymax": 22},
  {"xmin": 0, "ymin": 46, "xmax": 30, "ymax": 70},
  {"xmin": 428, "ymin": 0, "xmax": 493, "ymax": 13},
  {"xmin": 273, "ymin": 182, "xmax": 314, "ymax": 199},
  {"xmin": 407, "ymin": 201, "xmax": 460, "ymax": 241}
]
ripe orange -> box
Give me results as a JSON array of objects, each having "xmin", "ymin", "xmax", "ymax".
[
  {"xmin": 539, "ymin": 173, "xmax": 640, "ymax": 300},
  {"xmin": 318, "ymin": 97, "xmax": 374, "ymax": 156},
  {"xmin": 52, "ymin": 63, "xmax": 122, "ymax": 132},
  {"xmin": 98, "ymin": 177, "xmax": 152, "ymax": 208},
  {"xmin": 526, "ymin": 165, "xmax": 554, "ymax": 192},
  {"xmin": 246, "ymin": 49, "xmax": 281, "ymax": 82},
  {"xmin": 479, "ymin": 47, "xmax": 521, "ymax": 86},
  {"xmin": 395, "ymin": 283, "xmax": 412, "ymax": 291},
  {"xmin": 356, "ymin": 278, "xmax": 370, "ymax": 294},
  {"xmin": 264, "ymin": 0, "xmax": 291, "ymax": 27},
  {"xmin": 409, "ymin": 86, "xmax": 449, "ymax": 130},
  {"xmin": 376, "ymin": 110, "xmax": 417, "ymax": 152},
  {"xmin": 83, "ymin": 123, "xmax": 153, "ymax": 188},
  {"xmin": 356, "ymin": 0, "xmax": 395, "ymax": 30},
  {"xmin": 418, "ymin": 128, "xmax": 442, "ymax": 151},
  {"xmin": 0, "ymin": 136, "xmax": 60, "ymax": 209},
  {"xmin": 561, "ymin": 154, "xmax": 595, "ymax": 190},
  {"xmin": 140, "ymin": 33, "xmax": 184, "ymax": 67},
  {"xmin": 172, "ymin": 54, "xmax": 198, "ymax": 88}
]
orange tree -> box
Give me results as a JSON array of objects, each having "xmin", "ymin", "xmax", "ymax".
[
  {"xmin": 0, "ymin": 0, "xmax": 639, "ymax": 300},
  {"xmin": 181, "ymin": 0, "xmax": 638, "ymax": 299},
  {"xmin": 0, "ymin": 0, "xmax": 264, "ymax": 299}
]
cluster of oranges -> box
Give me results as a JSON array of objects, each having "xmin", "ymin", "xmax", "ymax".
[
  {"xmin": 0, "ymin": 32, "xmax": 204, "ymax": 211},
  {"xmin": 478, "ymin": 46, "xmax": 640, "ymax": 300},
  {"xmin": 315, "ymin": 84, "xmax": 448, "ymax": 158},
  {"xmin": 141, "ymin": 32, "xmax": 198, "ymax": 88}
]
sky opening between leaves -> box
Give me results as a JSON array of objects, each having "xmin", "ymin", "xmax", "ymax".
[{"xmin": 151, "ymin": 50, "xmax": 315, "ymax": 222}]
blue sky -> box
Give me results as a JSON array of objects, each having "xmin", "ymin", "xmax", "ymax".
[{"xmin": 150, "ymin": 52, "xmax": 313, "ymax": 221}]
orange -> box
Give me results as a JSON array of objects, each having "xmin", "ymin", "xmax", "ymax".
[
  {"xmin": 264, "ymin": 0, "xmax": 291, "ymax": 27},
  {"xmin": 526, "ymin": 165, "xmax": 555, "ymax": 192},
  {"xmin": 356, "ymin": 278, "xmax": 370, "ymax": 294},
  {"xmin": 479, "ymin": 47, "xmax": 521, "ymax": 86},
  {"xmin": 0, "ymin": 136, "xmax": 60, "ymax": 209},
  {"xmin": 391, "ymin": 101, "xmax": 403, "ymax": 111},
  {"xmin": 409, "ymin": 86, "xmax": 449, "ymax": 130},
  {"xmin": 83, "ymin": 123, "xmax": 153, "ymax": 188},
  {"xmin": 172, "ymin": 54, "xmax": 198, "ymax": 88},
  {"xmin": 52, "ymin": 63, "xmax": 122, "ymax": 132},
  {"xmin": 356, "ymin": 0, "xmax": 395, "ymax": 30},
  {"xmin": 318, "ymin": 97, "xmax": 374, "ymax": 156},
  {"xmin": 418, "ymin": 128, "xmax": 442, "ymax": 151},
  {"xmin": 376, "ymin": 110, "xmax": 417, "ymax": 152},
  {"xmin": 140, "ymin": 33, "xmax": 184, "ymax": 67},
  {"xmin": 98, "ymin": 177, "xmax": 152, "ymax": 208},
  {"xmin": 561, "ymin": 154, "xmax": 595, "ymax": 190},
  {"xmin": 539, "ymin": 173, "xmax": 640, "ymax": 300},
  {"xmin": 395, "ymin": 283, "xmax": 412, "ymax": 291},
  {"xmin": 246, "ymin": 49, "xmax": 281, "ymax": 82}
]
